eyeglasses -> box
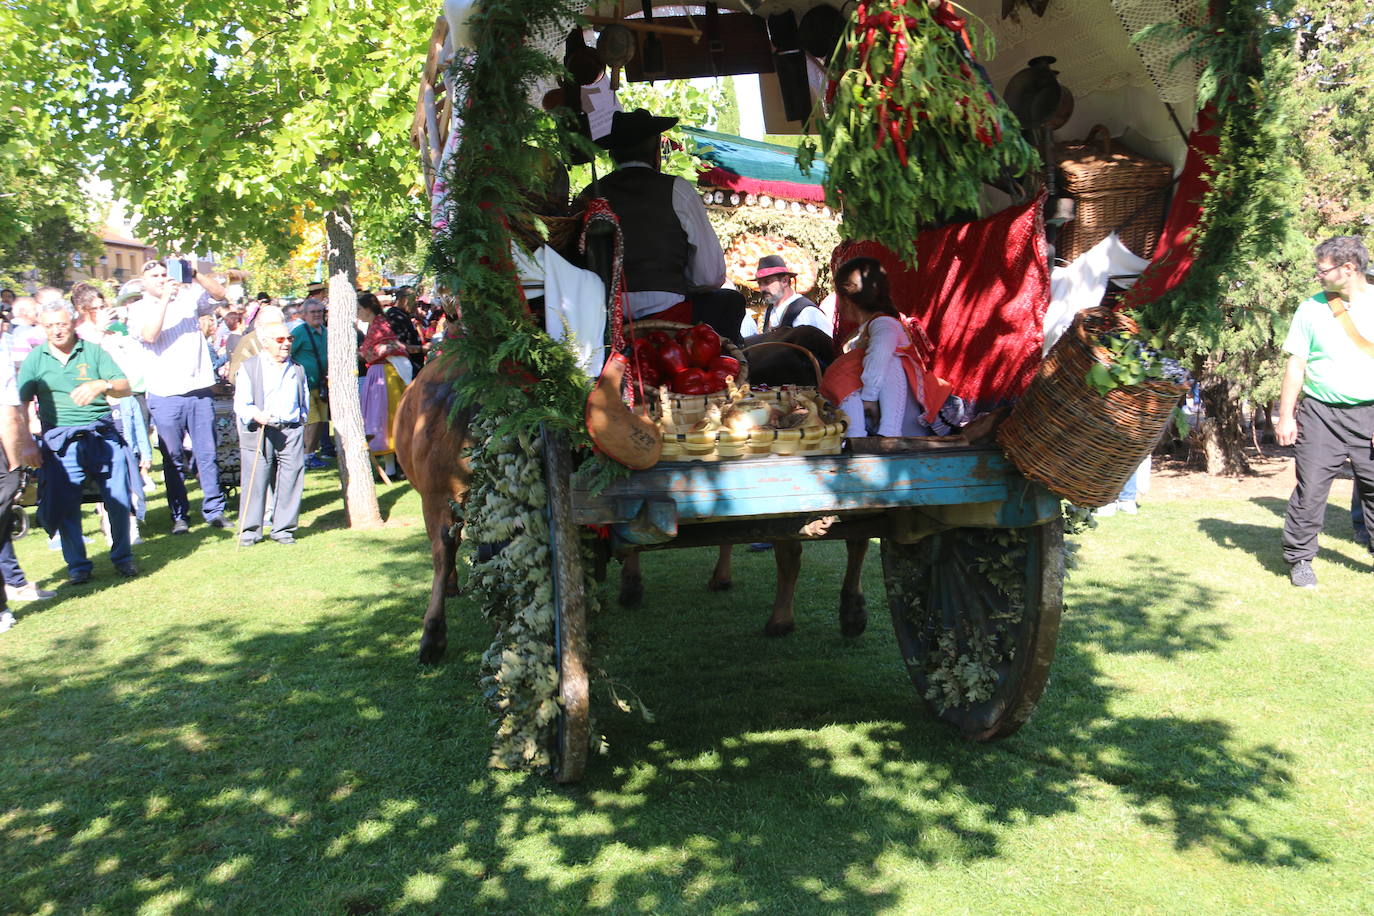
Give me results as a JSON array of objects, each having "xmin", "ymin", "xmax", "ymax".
[
  {"xmin": 269, "ymin": 336, "xmax": 292, "ymax": 344},
  {"xmin": 1315, "ymin": 263, "xmax": 1346, "ymax": 279}
]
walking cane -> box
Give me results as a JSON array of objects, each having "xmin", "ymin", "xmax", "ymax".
[{"xmin": 236, "ymin": 423, "xmax": 267, "ymax": 549}]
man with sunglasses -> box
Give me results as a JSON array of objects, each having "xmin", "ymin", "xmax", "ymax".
[
  {"xmin": 1277, "ymin": 236, "xmax": 1374, "ymax": 587},
  {"xmin": 132, "ymin": 258, "xmax": 229, "ymax": 534},
  {"xmin": 233, "ymin": 313, "xmax": 308, "ymax": 546}
]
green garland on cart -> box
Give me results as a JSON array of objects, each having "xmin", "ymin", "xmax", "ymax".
[{"xmin": 425, "ymin": 0, "xmax": 607, "ymax": 772}]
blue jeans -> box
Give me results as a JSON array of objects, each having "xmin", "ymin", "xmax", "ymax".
[
  {"xmin": 42, "ymin": 430, "xmax": 132, "ymax": 577},
  {"xmin": 147, "ymin": 388, "xmax": 224, "ymax": 523},
  {"xmin": 0, "ymin": 540, "xmax": 27, "ymax": 588}
]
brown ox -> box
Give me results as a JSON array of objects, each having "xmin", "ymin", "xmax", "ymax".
[{"xmin": 393, "ymin": 342, "xmax": 869, "ymax": 666}]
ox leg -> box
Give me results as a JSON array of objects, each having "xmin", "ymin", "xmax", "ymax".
[
  {"xmin": 708, "ymin": 544, "xmax": 733, "ymax": 591},
  {"xmin": 418, "ymin": 503, "xmax": 457, "ymax": 665},
  {"xmin": 618, "ymin": 550, "xmax": 644, "ymax": 608},
  {"xmin": 839, "ymin": 537, "xmax": 870, "ymax": 638},
  {"xmin": 763, "ymin": 540, "xmax": 803, "ymax": 637}
]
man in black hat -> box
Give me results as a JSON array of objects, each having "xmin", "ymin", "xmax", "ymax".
[
  {"xmin": 581, "ymin": 108, "xmax": 745, "ymax": 343},
  {"xmin": 745, "ymin": 254, "xmax": 830, "ymax": 337}
]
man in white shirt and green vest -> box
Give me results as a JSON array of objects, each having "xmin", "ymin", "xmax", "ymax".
[{"xmin": 1277, "ymin": 236, "xmax": 1374, "ymax": 587}]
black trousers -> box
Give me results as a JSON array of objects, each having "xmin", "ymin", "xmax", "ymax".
[
  {"xmin": 0, "ymin": 454, "xmax": 18, "ymax": 614},
  {"xmin": 1282, "ymin": 398, "xmax": 1374, "ymax": 564}
]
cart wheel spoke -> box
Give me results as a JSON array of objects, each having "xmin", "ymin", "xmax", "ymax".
[{"xmin": 881, "ymin": 517, "xmax": 1064, "ymax": 741}]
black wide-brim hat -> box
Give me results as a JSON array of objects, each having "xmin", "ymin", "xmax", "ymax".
[
  {"xmin": 595, "ymin": 107, "xmax": 679, "ymax": 150},
  {"xmin": 755, "ymin": 254, "xmax": 796, "ymax": 280}
]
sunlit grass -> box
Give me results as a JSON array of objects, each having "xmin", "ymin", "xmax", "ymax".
[{"xmin": 0, "ymin": 472, "xmax": 1370, "ymax": 913}]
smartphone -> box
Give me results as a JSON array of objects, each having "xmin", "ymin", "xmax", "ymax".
[{"xmin": 164, "ymin": 257, "xmax": 194, "ymax": 284}]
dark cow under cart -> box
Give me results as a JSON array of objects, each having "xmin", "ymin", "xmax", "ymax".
[{"xmin": 545, "ymin": 433, "xmax": 1063, "ymax": 783}]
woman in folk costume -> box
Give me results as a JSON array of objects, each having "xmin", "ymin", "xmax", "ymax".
[
  {"xmin": 820, "ymin": 257, "xmax": 964, "ymax": 438},
  {"xmin": 357, "ymin": 292, "xmax": 414, "ymax": 458}
]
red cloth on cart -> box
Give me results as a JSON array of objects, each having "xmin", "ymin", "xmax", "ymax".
[
  {"xmin": 832, "ymin": 193, "xmax": 1050, "ymax": 412},
  {"xmin": 1121, "ymin": 106, "xmax": 1219, "ymax": 309}
]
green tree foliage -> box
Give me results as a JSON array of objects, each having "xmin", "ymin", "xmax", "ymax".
[
  {"xmin": 1133, "ymin": 0, "xmax": 1373, "ymax": 473},
  {"xmin": 0, "ymin": 0, "xmax": 433, "ymax": 525},
  {"xmin": 0, "ymin": 118, "xmax": 101, "ymax": 288}
]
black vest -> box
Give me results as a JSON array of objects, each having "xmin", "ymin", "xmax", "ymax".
[
  {"xmin": 593, "ymin": 168, "xmax": 690, "ymax": 294},
  {"xmin": 764, "ymin": 294, "xmax": 820, "ymax": 331}
]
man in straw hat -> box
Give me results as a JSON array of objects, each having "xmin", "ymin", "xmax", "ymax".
[
  {"xmin": 579, "ymin": 107, "xmax": 746, "ymax": 343},
  {"xmin": 744, "ymin": 254, "xmax": 830, "ymax": 337},
  {"xmin": 232, "ymin": 309, "xmax": 308, "ymax": 546}
]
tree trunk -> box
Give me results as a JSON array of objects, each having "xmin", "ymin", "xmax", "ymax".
[
  {"xmin": 1199, "ymin": 377, "xmax": 1252, "ymax": 477},
  {"xmin": 325, "ymin": 199, "xmax": 383, "ymax": 528}
]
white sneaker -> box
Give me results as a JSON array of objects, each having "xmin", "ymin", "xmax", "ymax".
[
  {"xmin": 1117, "ymin": 500, "xmax": 1138, "ymax": 515},
  {"xmin": 1095, "ymin": 503, "xmax": 1118, "ymax": 518},
  {"xmin": 6, "ymin": 583, "xmax": 54, "ymax": 602},
  {"xmin": 0, "ymin": 610, "xmax": 14, "ymax": 633}
]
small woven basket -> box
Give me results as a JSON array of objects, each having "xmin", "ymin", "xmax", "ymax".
[
  {"xmin": 1056, "ymin": 125, "xmax": 1173, "ymax": 263},
  {"xmin": 628, "ymin": 332, "xmax": 844, "ymax": 462},
  {"xmin": 997, "ymin": 307, "xmax": 1184, "ymax": 508}
]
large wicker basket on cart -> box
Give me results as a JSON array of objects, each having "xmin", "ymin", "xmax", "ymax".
[{"xmin": 997, "ymin": 307, "xmax": 1185, "ymax": 507}]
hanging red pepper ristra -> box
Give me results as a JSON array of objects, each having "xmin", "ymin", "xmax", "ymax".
[{"xmin": 799, "ymin": 0, "xmax": 1039, "ymax": 262}]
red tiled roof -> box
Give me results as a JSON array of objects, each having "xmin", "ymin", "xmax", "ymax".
[{"xmin": 100, "ymin": 225, "xmax": 152, "ymax": 248}]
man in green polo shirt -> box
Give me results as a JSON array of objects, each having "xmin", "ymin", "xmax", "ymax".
[
  {"xmin": 1277, "ymin": 235, "xmax": 1374, "ymax": 588},
  {"xmin": 18, "ymin": 299, "xmax": 137, "ymax": 583}
]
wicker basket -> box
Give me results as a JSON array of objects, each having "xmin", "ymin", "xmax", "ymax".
[
  {"xmin": 996, "ymin": 307, "xmax": 1184, "ymax": 508},
  {"xmin": 1056, "ymin": 125, "xmax": 1173, "ymax": 264}
]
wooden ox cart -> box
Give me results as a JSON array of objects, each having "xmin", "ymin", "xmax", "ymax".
[{"xmin": 416, "ymin": 0, "xmax": 1198, "ymax": 782}]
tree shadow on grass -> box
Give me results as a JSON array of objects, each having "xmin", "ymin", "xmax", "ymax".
[
  {"xmin": 0, "ymin": 539, "xmax": 1322, "ymax": 915},
  {"xmin": 1195, "ymin": 496, "xmax": 1366, "ymax": 576}
]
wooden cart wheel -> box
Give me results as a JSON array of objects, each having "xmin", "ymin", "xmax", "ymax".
[
  {"xmin": 881, "ymin": 516, "xmax": 1064, "ymax": 741},
  {"xmin": 542, "ymin": 426, "xmax": 591, "ymax": 783}
]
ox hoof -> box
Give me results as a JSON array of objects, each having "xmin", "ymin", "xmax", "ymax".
[
  {"xmin": 762, "ymin": 619, "xmax": 795, "ymax": 638},
  {"xmin": 707, "ymin": 577, "xmax": 733, "ymax": 592},
  {"xmin": 839, "ymin": 591, "xmax": 867, "ymax": 638},
  {"xmin": 418, "ymin": 639, "xmax": 448, "ymax": 666},
  {"xmin": 618, "ymin": 575, "xmax": 644, "ymax": 608},
  {"xmin": 418, "ymin": 622, "xmax": 448, "ymax": 665}
]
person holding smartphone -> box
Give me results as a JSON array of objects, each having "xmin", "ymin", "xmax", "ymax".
[{"xmin": 131, "ymin": 258, "xmax": 230, "ymax": 534}]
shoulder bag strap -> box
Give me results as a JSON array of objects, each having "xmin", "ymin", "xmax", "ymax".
[{"xmin": 1324, "ymin": 292, "xmax": 1374, "ymax": 359}]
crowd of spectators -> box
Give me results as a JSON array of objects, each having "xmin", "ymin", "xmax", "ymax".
[{"xmin": 0, "ymin": 265, "xmax": 445, "ymax": 634}]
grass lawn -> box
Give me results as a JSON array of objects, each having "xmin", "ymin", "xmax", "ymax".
[{"xmin": 1, "ymin": 468, "xmax": 1371, "ymax": 914}]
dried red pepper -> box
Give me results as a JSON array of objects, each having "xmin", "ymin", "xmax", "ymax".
[
  {"xmin": 884, "ymin": 34, "xmax": 908, "ymax": 88},
  {"xmin": 889, "ymin": 120, "xmax": 907, "ymax": 167}
]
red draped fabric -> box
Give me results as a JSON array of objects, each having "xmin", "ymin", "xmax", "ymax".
[
  {"xmin": 832, "ymin": 193, "xmax": 1050, "ymax": 411},
  {"xmin": 1121, "ymin": 106, "xmax": 1219, "ymax": 309}
]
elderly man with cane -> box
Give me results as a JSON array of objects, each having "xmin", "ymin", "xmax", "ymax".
[{"xmin": 233, "ymin": 312, "xmax": 308, "ymax": 546}]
